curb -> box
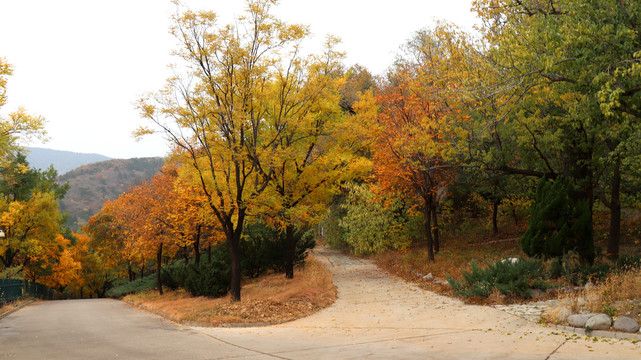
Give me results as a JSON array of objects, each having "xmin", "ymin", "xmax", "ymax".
[
  {"xmin": 0, "ymin": 299, "xmax": 36, "ymax": 320},
  {"xmin": 122, "ymin": 299, "xmax": 287, "ymax": 328},
  {"xmin": 553, "ymin": 324, "xmax": 641, "ymax": 341}
]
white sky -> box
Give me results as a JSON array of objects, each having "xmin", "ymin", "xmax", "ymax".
[{"xmin": 0, "ymin": 0, "xmax": 478, "ymax": 159}]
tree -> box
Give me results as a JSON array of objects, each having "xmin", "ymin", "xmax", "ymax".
[
  {"xmin": 471, "ymin": 0, "xmax": 641, "ymax": 260},
  {"xmin": 373, "ymin": 24, "xmax": 469, "ymax": 262},
  {"xmin": 137, "ymin": 0, "xmax": 343, "ymax": 300},
  {"xmin": 258, "ymin": 40, "xmax": 374, "ymax": 279},
  {"xmin": 0, "ymin": 58, "xmax": 46, "ymax": 166},
  {"xmin": 0, "ymin": 155, "xmax": 65, "ymax": 271}
]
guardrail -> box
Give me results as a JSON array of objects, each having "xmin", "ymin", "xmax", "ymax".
[{"xmin": 0, "ymin": 279, "xmax": 55, "ymax": 304}]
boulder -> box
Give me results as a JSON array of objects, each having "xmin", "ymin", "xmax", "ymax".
[
  {"xmin": 528, "ymin": 288, "xmax": 545, "ymax": 299},
  {"xmin": 613, "ymin": 317, "xmax": 640, "ymax": 333},
  {"xmin": 585, "ymin": 314, "xmax": 612, "ymax": 331},
  {"xmin": 567, "ymin": 313, "xmax": 593, "ymax": 328}
]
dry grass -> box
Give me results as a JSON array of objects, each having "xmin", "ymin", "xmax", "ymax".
[
  {"xmin": 373, "ymin": 219, "xmax": 527, "ymax": 304},
  {"xmin": 0, "ymin": 298, "xmax": 33, "ymax": 316},
  {"xmin": 124, "ymin": 256, "xmax": 336, "ymax": 325},
  {"xmin": 543, "ymin": 269, "xmax": 641, "ymax": 324}
]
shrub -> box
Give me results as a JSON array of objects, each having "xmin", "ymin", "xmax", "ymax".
[
  {"xmin": 520, "ymin": 177, "xmax": 594, "ymax": 263},
  {"xmin": 159, "ymin": 260, "xmax": 187, "ymax": 291},
  {"xmin": 107, "ymin": 274, "xmax": 157, "ymax": 298},
  {"xmin": 240, "ymin": 222, "xmax": 315, "ymax": 277},
  {"xmin": 183, "ymin": 260, "xmax": 231, "ymax": 298},
  {"xmin": 447, "ymin": 257, "xmax": 548, "ymax": 298},
  {"xmin": 339, "ymin": 183, "xmax": 411, "ymax": 255}
]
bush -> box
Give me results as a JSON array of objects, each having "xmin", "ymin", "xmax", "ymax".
[
  {"xmin": 160, "ymin": 260, "xmax": 187, "ymax": 291},
  {"xmin": 240, "ymin": 222, "xmax": 315, "ymax": 277},
  {"xmin": 107, "ymin": 274, "xmax": 157, "ymax": 298},
  {"xmin": 521, "ymin": 177, "xmax": 594, "ymax": 263},
  {"xmin": 339, "ymin": 184, "xmax": 411, "ymax": 255},
  {"xmin": 548, "ymin": 253, "xmax": 641, "ymax": 286},
  {"xmin": 183, "ymin": 260, "xmax": 231, "ymax": 298},
  {"xmin": 447, "ymin": 258, "xmax": 548, "ymax": 298}
]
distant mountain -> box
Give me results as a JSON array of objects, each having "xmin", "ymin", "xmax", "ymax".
[
  {"xmin": 25, "ymin": 147, "xmax": 111, "ymax": 174},
  {"xmin": 57, "ymin": 157, "xmax": 165, "ymax": 231}
]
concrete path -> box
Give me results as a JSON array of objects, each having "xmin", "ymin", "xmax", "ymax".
[
  {"xmin": 193, "ymin": 248, "xmax": 641, "ymax": 359},
  {"xmin": 1, "ymin": 248, "xmax": 640, "ymax": 359}
]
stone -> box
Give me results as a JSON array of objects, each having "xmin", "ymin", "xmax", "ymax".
[
  {"xmin": 613, "ymin": 316, "xmax": 640, "ymax": 333},
  {"xmin": 567, "ymin": 313, "xmax": 593, "ymax": 328},
  {"xmin": 528, "ymin": 288, "xmax": 545, "ymax": 299},
  {"xmin": 422, "ymin": 273, "xmax": 434, "ymax": 281},
  {"xmin": 585, "ymin": 314, "xmax": 612, "ymax": 331},
  {"xmin": 501, "ymin": 257, "xmax": 519, "ymax": 264}
]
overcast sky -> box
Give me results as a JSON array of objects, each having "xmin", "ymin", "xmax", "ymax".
[{"xmin": 0, "ymin": 0, "xmax": 479, "ymax": 159}]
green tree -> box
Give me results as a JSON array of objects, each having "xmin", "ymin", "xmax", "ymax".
[
  {"xmin": 521, "ymin": 177, "xmax": 594, "ymax": 263},
  {"xmin": 472, "ymin": 0, "xmax": 641, "ymax": 259}
]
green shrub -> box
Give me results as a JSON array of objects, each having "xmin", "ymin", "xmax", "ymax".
[
  {"xmin": 107, "ymin": 274, "xmax": 157, "ymax": 298},
  {"xmin": 521, "ymin": 177, "xmax": 594, "ymax": 263},
  {"xmin": 447, "ymin": 258, "xmax": 548, "ymax": 298},
  {"xmin": 183, "ymin": 260, "xmax": 231, "ymax": 298},
  {"xmin": 547, "ymin": 253, "xmax": 641, "ymax": 286},
  {"xmin": 339, "ymin": 183, "xmax": 411, "ymax": 255},
  {"xmin": 240, "ymin": 222, "xmax": 315, "ymax": 277},
  {"xmin": 159, "ymin": 260, "xmax": 187, "ymax": 291}
]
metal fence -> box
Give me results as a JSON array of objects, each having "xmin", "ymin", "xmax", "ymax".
[{"xmin": 0, "ymin": 279, "xmax": 55, "ymax": 304}]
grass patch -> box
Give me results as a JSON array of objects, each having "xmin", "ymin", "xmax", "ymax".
[
  {"xmin": 0, "ymin": 298, "xmax": 34, "ymax": 316},
  {"xmin": 124, "ymin": 256, "xmax": 336, "ymax": 325},
  {"xmin": 543, "ymin": 268, "xmax": 641, "ymax": 325}
]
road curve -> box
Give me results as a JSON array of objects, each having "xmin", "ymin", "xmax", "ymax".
[{"xmin": 1, "ymin": 248, "xmax": 640, "ymax": 359}]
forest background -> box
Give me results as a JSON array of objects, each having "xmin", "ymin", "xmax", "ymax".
[{"xmin": 1, "ymin": 0, "xmax": 640, "ymax": 306}]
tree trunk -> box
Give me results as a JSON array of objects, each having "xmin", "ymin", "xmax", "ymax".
[
  {"xmin": 194, "ymin": 224, "xmax": 201, "ymax": 266},
  {"xmin": 607, "ymin": 156, "xmax": 621, "ymax": 260},
  {"xmin": 424, "ymin": 197, "xmax": 434, "ymax": 263},
  {"xmin": 157, "ymin": 242, "xmax": 163, "ymax": 296},
  {"xmin": 285, "ymin": 225, "xmax": 295, "ymax": 279},
  {"xmin": 492, "ymin": 200, "xmax": 499, "ymax": 234},
  {"xmin": 228, "ymin": 230, "xmax": 242, "ymax": 301},
  {"xmin": 509, "ymin": 200, "xmax": 519, "ymax": 225},
  {"xmin": 431, "ymin": 200, "xmax": 440, "ymax": 253},
  {"xmin": 128, "ymin": 264, "xmax": 134, "ymax": 282}
]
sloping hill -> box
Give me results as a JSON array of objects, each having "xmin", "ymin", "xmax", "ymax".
[
  {"xmin": 58, "ymin": 157, "xmax": 165, "ymax": 230},
  {"xmin": 25, "ymin": 147, "xmax": 111, "ymax": 174}
]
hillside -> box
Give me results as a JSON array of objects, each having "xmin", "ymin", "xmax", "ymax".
[
  {"xmin": 58, "ymin": 157, "xmax": 165, "ymax": 231},
  {"xmin": 25, "ymin": 147, "xmax": 111, "ymax": 174}
]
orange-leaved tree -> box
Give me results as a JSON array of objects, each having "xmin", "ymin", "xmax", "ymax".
[{"xmin": 373, "ymin": 24, "xmax": 470, "ymax": 262}]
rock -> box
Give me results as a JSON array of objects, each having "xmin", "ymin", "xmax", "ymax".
[
  {"xmin": 528, "ymin": 288, "xmax": 545, "ymax": 299},
  {"xmin": 434, "ymin": 278, "xmax": 450, "ymax": 286},
  {"xmin": 501, "ymin": 257, "xmax": 519, "ymax": 264},
  {"xmin": 567, "ymin": 313, "xmax": 593, "ymax": 328},
  {"xmin": 613, "ymin": 316, "xmax": 640, "ymax": 333},
  {"xmin": 422, "ymin": 273, "xmax": 434, "ymax": 281},
  {"xmin": 585, "ymin": 314, "xmax": 612, "ymax": 331}
]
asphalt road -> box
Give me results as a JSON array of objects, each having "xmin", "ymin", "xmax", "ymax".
[{"xmin": 1, "ymin": 248, "xmax": 641, "ymax": 359}]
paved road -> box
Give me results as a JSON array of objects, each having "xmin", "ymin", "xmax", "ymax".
[{"xmin": 2, "ymin": 248, "xmax": 640, "ymax": 359}]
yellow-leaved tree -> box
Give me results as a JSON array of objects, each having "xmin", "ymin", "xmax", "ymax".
[{"xmin": 136, "ymin": 0, "xmax": 365, "ymax": 300}]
